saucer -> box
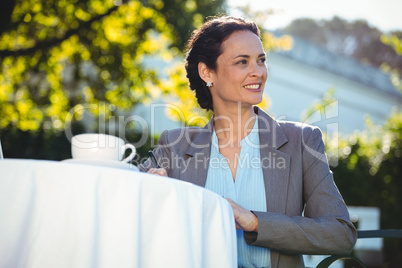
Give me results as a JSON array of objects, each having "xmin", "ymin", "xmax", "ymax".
[{"xmin": 62, "ymin": 159, "xmax": 139, "ymax": 171}]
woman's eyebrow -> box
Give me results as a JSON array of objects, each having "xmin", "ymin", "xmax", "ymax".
[
  {"xmin": 234, "ymin": 54, "xmax": 249, "ymax": 59},
  {"xmin": 234, "ymin": 53, "xmax": 266, "ymax": 59}
]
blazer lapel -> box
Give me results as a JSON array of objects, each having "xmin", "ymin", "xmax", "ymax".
[
  {"xmin": 256, "ymin": 107, "xmax": 291, "ymax": 268},
  {"xmin": 178, "ymin": 119, "xmax": 214, "ymax": 187},
  {"xmin": 256, "ymin": 107, "xmax": 291, "ymax": 215}
]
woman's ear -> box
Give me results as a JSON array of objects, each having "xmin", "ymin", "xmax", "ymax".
[{"xmin": 198, "ymin": 62, "xmax": 212, "ymax": 84}]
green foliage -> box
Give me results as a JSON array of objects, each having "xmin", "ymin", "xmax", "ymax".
[
  {"xmin": 0, "ymin": 0, "xmax": 224, "ymax": 133},
  {"xmin": 381, "ymin": 34, "xmax": 402, "ymax": 55},
  {"xmin": 140, "ymin": 0, "xmax": 226, "ymax": 50},
  {"xmin": 381, "ymin": 34, "xmax": 402, "ymax": 91},
  {"xmin": 329, "ymin": 111, "xmax": 402, "ymax": 267},
  {"xmin": 160, "ymin": 63, "xmax": 214, "ymax": 127},
  {"xmin": 1, "ymin": 126, "xmax": 74, "ymax": 161}
]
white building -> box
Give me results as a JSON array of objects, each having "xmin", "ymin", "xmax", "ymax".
[{"xmin": 265, "ymin": 33, "xmax": 402, "ymax": 135}]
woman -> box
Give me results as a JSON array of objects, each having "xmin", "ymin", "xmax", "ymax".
[{"xmin": 139, "ymin": 16, "xmax": 356, "ymax": 267}]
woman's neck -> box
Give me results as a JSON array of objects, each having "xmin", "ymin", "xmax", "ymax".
[{"xmin": 213, "ymin": 104, "xmax": 256, "ymax": 145}]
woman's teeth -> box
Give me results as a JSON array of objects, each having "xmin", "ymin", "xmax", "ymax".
[{"xmin": 244, "ymin": 84, "xmax": 260, "ymax": 89}]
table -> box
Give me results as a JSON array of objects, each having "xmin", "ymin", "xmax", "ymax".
[{"xmin": 0, "ymin": 159, "xmax": 237, "ymax": 268}]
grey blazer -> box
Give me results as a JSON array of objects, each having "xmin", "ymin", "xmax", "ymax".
[{"xmin": 139, "ymin": 107, "xmax": 357, "ymax": 268}]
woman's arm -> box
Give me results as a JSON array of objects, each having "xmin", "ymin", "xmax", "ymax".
[{"xmin": 244, "ymin": 127, "xmax": 357, "ymax": 255}]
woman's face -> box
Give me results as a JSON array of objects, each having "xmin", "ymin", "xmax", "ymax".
[{"xmin": 209, "ymin": 30, "xmax": 268, "ymax": 111}]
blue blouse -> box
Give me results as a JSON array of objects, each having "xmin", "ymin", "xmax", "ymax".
[{"xmin": 205, "ymin": 117, "xmax": 271, "ymax": 268}]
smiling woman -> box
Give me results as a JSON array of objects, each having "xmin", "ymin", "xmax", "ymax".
[
  {"xmin": 199, "ymin": 30, "xmax": 267, "ymax": 112},
  {"xmin": 139, "ymin": 16, "xmax": 357, "ymax": 268},
  {"xmin": 184, "ymin": 17, "xmax": 264, "ymax": 112}
]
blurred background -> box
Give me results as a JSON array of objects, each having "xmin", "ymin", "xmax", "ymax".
[{"xmin": 0, "ymin": 0, "xmax": 401, "ymax": 267}]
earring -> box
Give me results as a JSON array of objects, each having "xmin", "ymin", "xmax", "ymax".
[{"xmin": 206, "ymin": 81, "xmax": 213, "ymax": 87}]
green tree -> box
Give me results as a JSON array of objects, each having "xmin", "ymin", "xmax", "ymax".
[
  {"xmin": 0, "ymin": 0, "xmax": 224, "ymax": 160},
  {"xmin": 0, "ymin": 0, "xmax": 225, "ymax": 133},
  {"xmin": 302, "ymin": 86, "xmax": 402, "ymax": 266},
  {"xmin": 329, "ymin": 112, "xmax": 402, "ymax": 267},
  {"xmin": 381, "ymin": 34, "xmax": 402, "ymax": 91}
]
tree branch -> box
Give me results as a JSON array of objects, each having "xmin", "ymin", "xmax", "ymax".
[{"xmin": 0, "ymin": 5, "xmax": 119, "ymax": 57}]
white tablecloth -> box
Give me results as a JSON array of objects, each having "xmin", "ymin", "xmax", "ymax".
[{"xmin": 0, "ymin": 159, "xmax": 237, "ymax": 268}]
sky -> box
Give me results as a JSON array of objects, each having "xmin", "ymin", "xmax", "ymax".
[{"xmin": 227, "ymin": 0, "xmax": 402, "ymax": 33}]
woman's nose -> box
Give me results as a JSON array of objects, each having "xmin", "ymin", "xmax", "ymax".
[{"xmin": 249, "ymin": 63, "xmax": 265, "ymax": 77}]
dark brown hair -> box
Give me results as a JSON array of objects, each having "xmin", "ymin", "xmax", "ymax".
[{"xmin": 184, "ymin": 16, "xmax": 260, "ymax": 111}]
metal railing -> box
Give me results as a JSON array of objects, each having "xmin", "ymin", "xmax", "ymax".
[{"xmin": 316, "ymin": 229, "xmax": 402, "ymax": 268}]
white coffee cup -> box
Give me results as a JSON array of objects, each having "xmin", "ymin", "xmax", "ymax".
[{"xmin": 71, "ymin": 133, "xmax": 136, "ymax": 163}]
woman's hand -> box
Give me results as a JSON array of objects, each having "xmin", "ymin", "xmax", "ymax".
[
  {"xmin": 147, "ymin": 168, "xmax": 168, "ymax": 177},
  {"xmin": 226, "ymin": 198, "xmax": 258, "ymax": 232}
]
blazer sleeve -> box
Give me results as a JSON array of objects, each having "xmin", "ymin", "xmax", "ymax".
[{"xmin": 244, "ymin": 127, "xmax": 357, "ymax": 255}]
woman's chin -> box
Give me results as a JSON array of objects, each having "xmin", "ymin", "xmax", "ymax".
[{"xmin": 249, "ymin": 96, "xmax": 263, "ymax": 106}]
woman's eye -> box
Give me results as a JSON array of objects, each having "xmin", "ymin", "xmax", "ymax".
[
  {"xmin": 259, "ymin": 58, "xmax": 266, "ymax": 63},
  {"xmin": 238, "ymin": 60, "xmax": 247, "ymax": 64}
]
